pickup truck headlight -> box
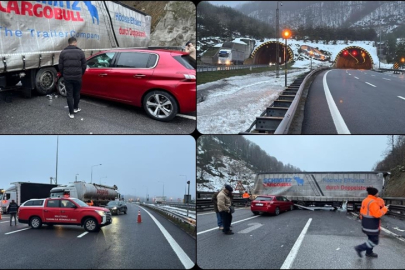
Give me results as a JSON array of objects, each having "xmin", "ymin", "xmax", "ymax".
[
  {"xmin": 95, "ymin": 210, "xmax": 106, "ymax": 216},
  {"xmin": 112, "ymin": 207, "xmax": 117, "ymax": 210}
]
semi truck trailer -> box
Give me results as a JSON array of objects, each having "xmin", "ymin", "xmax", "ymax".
[
  {"xmin": 251, "ymin": 171, "xmax": 389, "ymax": 211},
  {"xmin": 0, "ymin": 1, "xmax": 151, "ymax": 96},
  {"xmin": 0, "ymin": 182, "xmax": 58, "ymax": 213}
]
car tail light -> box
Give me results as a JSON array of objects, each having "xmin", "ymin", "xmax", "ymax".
[{"xmin": 183, "ymin": 74, "xmax": 196, "ymax": 82}]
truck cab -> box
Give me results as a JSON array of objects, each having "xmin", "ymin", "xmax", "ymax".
[
  {"xmin": 0, "ymin": 186, "xmax": 16, "ymax": 213},
  {"xmin": 218, "ymin": 49, "xmax": 232, "ymax": 65},
  {"xmin": 18, "ymin": 197, "xmax": 112, "ymax": 232}
]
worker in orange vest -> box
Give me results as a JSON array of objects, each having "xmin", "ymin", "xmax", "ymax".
[
  {"xmin": 354, "ymin": 187, "xmax": 388, "ymax": 258},
  {"xmin": 86, "ymin": 200, "xmax": 94, "ymax": 206},
  {"xmin": 243, "ymin": 191, "xmax": 250, "ymax": 207}
]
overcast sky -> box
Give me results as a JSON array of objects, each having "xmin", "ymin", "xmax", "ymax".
[
  {"xmin": 244, "ymin": 135, "xmax": 389, "ymax": 171},
  {"xmin": 0, "ymin": 136, "xmax": 195, "ymax": 201}
]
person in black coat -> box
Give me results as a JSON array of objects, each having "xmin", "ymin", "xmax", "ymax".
[
  {"xmin": 8, "ymin": 200, "xmax": 19, "ymax": 226},
  {"xmin": 58, "ymin": 37, "xmax": 86, "ymax": 119}
]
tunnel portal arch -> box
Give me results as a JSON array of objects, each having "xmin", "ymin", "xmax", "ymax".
[
  {"xmin": 334, "ymin": 46, "xmax": 373, "ymax": 69},
  {"xmin": 250, "ymin": 41, "xmax": 294, "ymax": 65}
]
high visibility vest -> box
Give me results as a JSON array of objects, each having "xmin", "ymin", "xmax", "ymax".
[
  {"xmin": 360, "ymin": 195, "xmax": 387, "ymax": 235},
  {"xmin": 243, "ymin": 193, "xmax": 250, "ymax": 199}
]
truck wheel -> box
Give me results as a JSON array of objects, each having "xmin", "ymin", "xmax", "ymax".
[
  {"xmin": 57, "ymin": 77, "xmax": 67, "ymax": 97},
  {"xmin": 84, "ymin": 218, "xmax": 99, "ymax": 232},
  {"xmin": 275, "ymin": 207, "xmax": 280, "ymax": 216},
  {"xmin": 143, "ymin": 90, "xmax": 178, "ymax": 122},
  {"xmin": 35, "ymin": 67, "xmax": 57, "ymax": 95},
  {"xmin": 30, "ymin": 216, "xmax": 42, "ymax": 229}
]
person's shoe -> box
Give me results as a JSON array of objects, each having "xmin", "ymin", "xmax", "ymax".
[
  {"xmin": 354, "ymin": 246, "xmax": 363, "ymax": 258},
  {"xmin": 224, "ymin": 231, "xmax": 234, "ymax": 235},
  {"xmin": 219, "ymin": 226, "xmax": 224, "ymax": 230},
  {"xmin": 365, "ymin": 253, "xmax": 378, "ymax": 258},
  {"xmin": 68, "ymin": 113, "xmax": 74, "ymax": 119},
  {"xmin": 74, "ymin": 108, "xmax": 81, "ymax": 113}
]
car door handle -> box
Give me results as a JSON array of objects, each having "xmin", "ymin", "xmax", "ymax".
[
  {"xmin": 98, "ymin": 74, "xmax": 108, "ymax": 77},
  {"xmin": 134, "ymin": 74, "xmax": 146, "ymax": 78},
  {"xmin": 44, "ymin": 210, "xmax": 48, "ymax": 212},
  {"xmin": 61, "ymin": 211, "xmax": 65, "ymax": 213}
]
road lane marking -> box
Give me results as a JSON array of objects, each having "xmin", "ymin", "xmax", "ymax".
[
  {"xmin": 348, "ymin": 73, "xmax": 351, "ymax": 75},
  {"xmin": 197, "ymin": 212, "xmax": 215, "ymax": 216},
  {"xmin": 398, "ymin": 96, "xmax": 405, "ymax": 101},
  {"xmin": 365, "ymin": 82, "xmax": 376, "ymax": 87},
  {"xmin": 238, "ymin": 222, "xmax": 263, "ymax": 234},
  {"xmin": 140, "ymin": 206, "xmax": 194, "ymax": 269},
  {"xmin": 354, "ymin": 77, "xmax": 359, "ymax": 79},
  {"xmin": 5, "ymin": 228, "xmax": 31, "ymax": 235},
  {"xmin": 0, "ymin": 221, "xmax": 11, "ymax": 223},
  {"xmin": 77, "ymin": 232, "xmax": 89, "ymax": 238},
  {"xmin": 383, "ymin": 78, "xmax": 391, "ymax": 80},
  {"xmin": 197, "ymin": 216, "xmax": 259, "ymax": 235},
  {"xmin": 323, "ymin": 70, "xmax": 351, "ymax": 134},
  {"xmin": 371, "ymin": 75, "xmax": 375, "ymax": 76},
  {"xmin": 280, "ymin": 218, "xmax": 312, "ymax": 269},
  {"xmin": 176, "ymin": 114, "xmax": 196, "ymax": 120}
]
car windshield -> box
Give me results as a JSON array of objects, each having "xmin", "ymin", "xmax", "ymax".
[
  {"xmin": 69, "ymin": 198, "xmax": 88, "ymax": 207},
  {"xmin": 218, "ymin": 51, "xmax": 229, "ymax": 57},
  {"xmin": 254, "ymin": 196, "xmax": 273, "ymax": 201},
  {"xmin": 173, "ymin": 55, "xmax": 196, "ymax": 70},
  {"xmin": 107, "ymin": 201, "xmax": 118, "ymax": 206}
]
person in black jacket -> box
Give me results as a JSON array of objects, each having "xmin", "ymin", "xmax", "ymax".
[
  {"xmin": 58, "ymin": 37, "xmax": 86, "ymax": 119},
  {"xmin": 8, "ymin": 200, "xmax": 19, "ymax": 226}
]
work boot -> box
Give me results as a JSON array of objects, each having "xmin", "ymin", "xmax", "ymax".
[
  {"xmin": 354, "ymin": 246, "xmax": 363, "ymax": 258},
  {"xmin": 365, "ymin": 253, "xmax": 378, "ymax": 258}
]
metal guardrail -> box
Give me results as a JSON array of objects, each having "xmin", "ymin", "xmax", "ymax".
[
  {"xmin": 197, "ymin": 64, "xmax": 274, "ymax": 72},
  {"xmin": 378, "ymin": 68, "xmax": 405, "ymax": 74},
  {"xmin": 143, "ymin": 203, "xmax": 196, "ymax": 226}
]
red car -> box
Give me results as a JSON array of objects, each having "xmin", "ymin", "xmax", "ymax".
[
  {"xmin": 18, "ymin": 197, "xmax": 112, "ymax": 232},
  {"xmin": 251, "ymin": 195, "xmax": 294, "ymax": 216},
  {"xmin": 57, "ymin": 49, "xmax": 196, "ymax": 122}
]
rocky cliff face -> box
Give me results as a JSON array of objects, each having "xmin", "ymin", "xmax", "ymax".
[{"xmin": 149, "ymin": 1, "xmax": 196, "ymax": 47}]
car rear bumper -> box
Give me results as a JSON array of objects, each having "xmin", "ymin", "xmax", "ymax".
[
  {"xmin": 174, "ymin": 83, "xmax": 196, "ymax": 113},
  {"xmin": 251, "ymin": 205, "xmax": 276, "ymax": 213}
]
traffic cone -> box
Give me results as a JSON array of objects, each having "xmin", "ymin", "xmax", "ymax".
[{"xmin": 137, "ymin": 210, "xmax": 142, "ymax": 223}]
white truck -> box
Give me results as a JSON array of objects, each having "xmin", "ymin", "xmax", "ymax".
[
  {"xmin": 0, "ymin": 182, "xmax": 58, "ymax": 213},
  {"xmin": 50, "ymin": 181, "xmax": 120, "ymax": 206},
  {"xmin": 0, "ymin": 1, "xmax": 151, "ymax": 96},
  {"xmin": 251, "ymin": 171, "xmax": 389, "ymax": 211}
]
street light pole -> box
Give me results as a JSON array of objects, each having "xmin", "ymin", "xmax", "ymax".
[
  {"xmin": 282, "ymin": 29, "xmax": 291, "ymax": 87},
  {"xmin": 90, "ymin": 164, "xmax": 102, "ymax": 184},
  {"xmin": 187, "ymin": 180, "xmax": 190, "ymax": 217},
  {"xmin": 75, "ymin": 174, "xmax": 79, "ymax": 182},
  {"xmin": 276, "ymin": 1, "xmax": 281, "ymax": 78}
]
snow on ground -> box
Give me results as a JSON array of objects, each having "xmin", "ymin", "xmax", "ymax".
[{"xmin": 197, "ymin": 68, "xmax": 310, "ymax": 134}]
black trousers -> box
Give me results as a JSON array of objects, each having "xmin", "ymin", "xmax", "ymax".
[
  {"xmin": 10, "ymin": 213, "xmax": 17, "ymax": 225},
  {"xmin": 357, "ymin": 234, "xmax": 379, "ymax": 254},
  {"xmin": 65, "ymin": 79, "xmax": 82, "ymax": 114},
  {"xmin": 220, "ymin": 211, "xmax": 232, "ymax": 233}
]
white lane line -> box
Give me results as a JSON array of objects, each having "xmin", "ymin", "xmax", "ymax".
[
  {"xmin": 197, "ymin": 212, "xmax": 215, "ymax": 216},
  {"xmin": 0, "ymin": 221, "xmax": 11, "ymax": 223},
  {"xmin": 348, "ymin": 73, "xmax": 351, "ymax": 75},
  {"xmin": 398, "ymin": 96, "xmax": 405, "ymax": 101},
  {"xmin": 77, "ymin": 232, "xmax": 89, "ymax": 238},
  {"xmin": 5, "ymin": 228, "xmax": 31, "ymax": 235},
  {"xmin": 354, "ymin": 77, "xmax": 359, "ymax": 79},
  {"xmin": 139, "ymin": 206, "xmax": 194, "ymax": 269},
  {"xmin": 197, "ymin": 215, "xmax": 259, "ymax": 235},
  {"xmin": 371, "ymin": 75, "xmax": 375, "ymax": 76},
  {"xmin": 365, "ymin": 82, "xmax": 376, "ymax": 87},
  {"xmin": 383, "ymin": 78, "xmax": 391, "ymax": 81},
  {"xmin": 323, "ymin": 70, "xmax": 351, "ymax": 134},
  {"xmin": 177, "ymin": 114, "xmax": 196, "ymax": 120},
  {"xmin": 280, "ymin": 218, "xmax": 312, "ymax": 269}
]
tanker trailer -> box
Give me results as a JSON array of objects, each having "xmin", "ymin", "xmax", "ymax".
[{"xmin": 50, "ymin": 181, "xmax": 120, "ymax": 206}]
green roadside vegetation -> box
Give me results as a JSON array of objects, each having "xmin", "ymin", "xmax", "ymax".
[{"xmin": 197, "ymin": 63, "xmax": 296, "ymax": 85}]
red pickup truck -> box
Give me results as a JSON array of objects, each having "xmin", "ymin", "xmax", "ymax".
[{"xmin": 18, "ymin": 197, "xmax": 112, "ymax": 232}]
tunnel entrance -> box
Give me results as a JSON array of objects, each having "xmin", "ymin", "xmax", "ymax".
[
  {"xmin": 335, "ymin": 46, "xmax": 373, "ymax": 69},
  {"xmin": 251, "ymin": 41, "xmax": 294, "ymax": 65}
]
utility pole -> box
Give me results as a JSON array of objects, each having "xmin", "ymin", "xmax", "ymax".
[
  {"xmin": 379, "ymin": 7, "xmax": 381, "ymax": 70},
  {"xmin": 276, "ymin": 2, "xmax": 281, "ymax": 78},
  {"xmin": 55, "ymin": 136, "xmax": 59, "ymax": 185}
]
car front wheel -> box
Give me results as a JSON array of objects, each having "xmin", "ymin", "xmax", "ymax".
[
  {"xmin": 275, "ymin": 207, "xmax": 280, "ymax": 216},
  {"xmin": 57, "ymin": 77, "xmax": 67, "ymax": 97},
  {"xmin": 143, "ymin": 90, "xmax": 178, "ymax": 122},
  {"xmin": 84, "ymin": 218, "xmax": 99, "ymax": 232}
]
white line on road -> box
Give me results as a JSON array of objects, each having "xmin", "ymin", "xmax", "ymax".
[
  {"xmin": 139, "ymin": 206, "xmax": 194, "ymax": 269},
  {"xmin": 197, "ymin": 215, "xmax": 259, "ymax": 235},
  {"xmin": 5, "ymin": 228, "xmax": 31, "ymax": 235},
  {"xmin": 354, "ymin": 77, "xmax": 359, "ymax": 79},
  {"xmin": 383, "ymin": 78, "xmax": 391, "ymax": 81},
  {"xmin": 371, "ymin": 75, "xmax": 375, "ymax": 76},
  {"xmin": 365, "ymin": 82, "xmax": 376, "ymax": 87},
  {"xmin": 348, "ymin": 73, "xmax": 351, "ymax": 75},
  {"xmin": 176, "ymin": 114, "xmax": 196, "ymax": 120},
  {"xmin": 323, "ymin": 70, "xmax": 351, "ymax": 134},
  {"xmin": 0, "ymin": 221, "xmax": 11, "ymax": 223},
  {"xmin": 77, "ymin": 232, "xmax": 89, "ymax": 238},
  {"xmin": 398, "ymin": 96, "xmax": 405, "ymax": 101},
  {"xmin": 280, "ymin": 218, "xmax": 312, "ymax": 269},
  {"xmin": 238, "ymin": 222, "xmax": 263, "ymax": 234}
]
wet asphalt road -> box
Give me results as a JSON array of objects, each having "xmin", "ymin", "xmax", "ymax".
[
  {"xmin": 0, "ymin": 203, "xmax": 196, "ymax": 269},
  {"xmin": 0, "ymin": 92, "xmax": 196, "ymax": 134}
]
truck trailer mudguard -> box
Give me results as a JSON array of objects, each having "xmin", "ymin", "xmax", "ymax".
[
  {"xmin": 252, "ymin": 172, "xmax": 386, "ymax": 201},
  {"xmin": 0, "ymin": 1, "xmax": 151, "ymax": 73}
]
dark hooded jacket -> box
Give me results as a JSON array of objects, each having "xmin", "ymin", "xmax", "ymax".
[{"xmin": 58, "ymin": 45, "xmax": 86, "ymax": 80}]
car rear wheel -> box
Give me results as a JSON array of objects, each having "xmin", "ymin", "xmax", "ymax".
[
  {"xmin": 30, "ymin": 216, "xmax": 42, "ymax": 229},
  {"xmin": 57, "ymin": 77, "xmax": 67, "ymax": 97},
  {"xmin": 84, "ymin": 218, "xmax": 99, "ymax": 232},
  {"xmin": 275, "ymin": 207, "xmax": 280, "ymax": 216},
  {"xmin": 143, "ymin": 90, "xmax": 178, "ymax": 122}
]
